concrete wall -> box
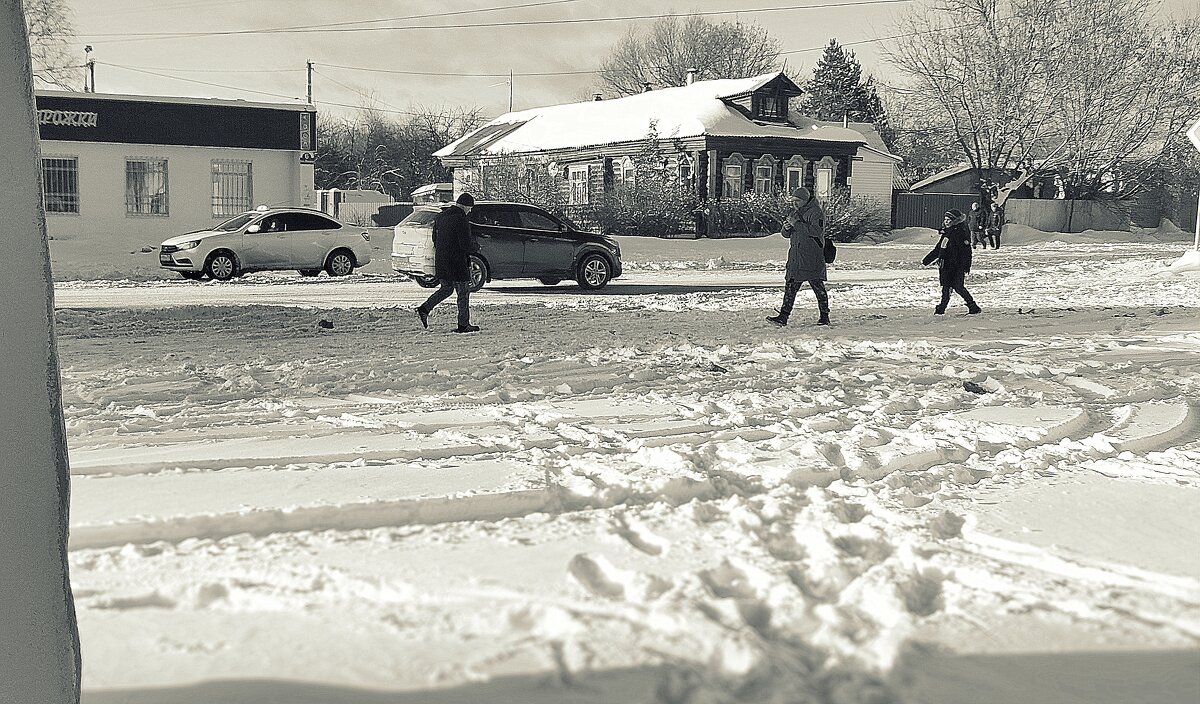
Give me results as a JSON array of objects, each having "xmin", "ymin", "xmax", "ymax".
[
  {"xmin": 1004, "ymin": 199, "xmax": 1131, "ymax": 232},
  {"xmin": 42, "ymin": 140, "xmax": 314, "ymax": 243}
]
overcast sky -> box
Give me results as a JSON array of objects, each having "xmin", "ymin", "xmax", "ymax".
[{"xmin": 66, "ymin": 0, "xmax": 1196, "ymax": 122}]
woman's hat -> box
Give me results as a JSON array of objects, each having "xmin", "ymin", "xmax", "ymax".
[
  {"xmin": 945, "ymin": 208, "xmax": 963, "ymax": 219},
  {"xmin": 791, "ymin": 186, "xmax": 811, "ymax": 202}
]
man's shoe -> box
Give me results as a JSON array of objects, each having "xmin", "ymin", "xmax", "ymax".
[
  {"xmin": 967, "ymin": 305, "xmax": 982, "ymax": 314},
  {"xmin": 934, "ymin": 307, "xmax": 946, "ymax": 315},
  {"xmin": 766, "ymin": 315, "xmax": 788, "ymax": 327},
  {"xmin": 453, "ymin": 324, "xmax": 481, "ymax": 333},
  {"xmin": 416, "ymin": 307, "xmax": 429, "ymax": 329},
  {"xmin": 817, "ymin": 314, "xmax": 830, "ymax": 326}
]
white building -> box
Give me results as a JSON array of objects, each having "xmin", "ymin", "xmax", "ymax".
[{"xmin": 35, "ymin": 90, "xmax": 317, "ymax": 243}]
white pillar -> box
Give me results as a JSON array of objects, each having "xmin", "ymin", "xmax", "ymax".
[{"xmin": 0, "ymin": 2, "xmax": 82, "ymax": 702}]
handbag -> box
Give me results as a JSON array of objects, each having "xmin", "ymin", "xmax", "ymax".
[{"xmin": 823, "ymin": 238, "xmax": 837, "ymax": 264}]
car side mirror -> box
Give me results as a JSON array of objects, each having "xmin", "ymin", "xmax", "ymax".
[
  {"xmin": 246, "ymin": 224, "xmax": 261, "ymax": 234},
  {"xmin": 557, "ymin": 224, "xmax": 567, "ymax": 233}
]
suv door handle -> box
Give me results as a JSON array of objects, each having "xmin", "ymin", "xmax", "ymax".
[
  {"xmin": 477, "ymin": 233, "xmax": 491, "ymax": 239},
  {"xmin": 527, "ymin": 237, "xmax": 540, "ymax": 242}
]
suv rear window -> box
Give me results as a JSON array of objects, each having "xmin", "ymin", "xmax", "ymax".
[{"xmin": 399, "ymin": 209, "xmax": 439, "ymax": 226}]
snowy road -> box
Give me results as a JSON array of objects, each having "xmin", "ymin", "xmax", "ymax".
[{"xmin": 55, "ymin": 241, "xmax": 1200, "ymax": 703}]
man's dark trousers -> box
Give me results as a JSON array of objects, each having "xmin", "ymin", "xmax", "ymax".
[{"xmin": 419, "ymin": 279, "xmax": 471, "ymax": 328}]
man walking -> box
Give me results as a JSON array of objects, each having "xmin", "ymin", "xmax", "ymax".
[
  {"xmin": 768, "ymin": 187, "xmax": 830, "ymax": 327},
  {"xmin": 416, "ymin": 192, "xmax": 480, "ymax": 333}
]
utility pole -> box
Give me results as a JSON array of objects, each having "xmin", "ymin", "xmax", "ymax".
[
  {"xmin": 508, "ymin": 69, "xmax": 513, "ymax": 112},
  {"xmin": 306, "ymin": 60, "xmax": 313, "ymax": 104},
  {"xmin": 84, "ymin": 45, "xmax": 93, "ymax": 92}
]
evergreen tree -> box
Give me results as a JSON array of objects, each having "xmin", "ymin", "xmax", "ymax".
[{"xmin": 798, "ymin": 39, "xmax": 894, "ymax": 148}]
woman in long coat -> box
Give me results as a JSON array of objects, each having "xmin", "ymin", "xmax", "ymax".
[
  {"xmin": 923, "ymin": 208, "xmax": 981, "ymax": 315},
  {"xmin": 767, "ymin": 186, "xmax": 830, "ymax": 326}
]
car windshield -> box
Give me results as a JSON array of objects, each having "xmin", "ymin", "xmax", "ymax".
[{"xmin": 214, "ymin": 213, "xmax": 260, "ymax": 232}]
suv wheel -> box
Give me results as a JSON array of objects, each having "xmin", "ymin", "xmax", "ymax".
[
  {"xmin": 468, "ymin": 255, "xmax": 487, "ymax": 293},
  {"xmin": 414, "ymin": 275, "xmax": 440, "ymax": 288},
  {"xmin": 205, "ymin": 251, "xmax": 238, "ymax": 281},
  {"xmin": 538, "ymin": 277, "xmax": 561, "ymax": 286},
  {"xmin": 576, "ymin": 254, "xmax": 611, "ymax": 290}
]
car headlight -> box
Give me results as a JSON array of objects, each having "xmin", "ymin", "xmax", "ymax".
[{"xmin": 177, "ymin": 240, "xmax": 201, "ymax": 250}]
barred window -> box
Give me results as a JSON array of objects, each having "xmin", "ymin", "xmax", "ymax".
[
  {"xmin": 211, "ymin": 160, "xmax": 253, "ymax": 217},
  {"xmin": 126, "ymin": 159, "xmax": 169, "ymax": 216},
  {"xmin": 568, "ymin": 165, "xmax": 589, "ymax": 205},
  {"xmin": 42, "ymin": 157, "xmax": 79, "ymax": 214}
]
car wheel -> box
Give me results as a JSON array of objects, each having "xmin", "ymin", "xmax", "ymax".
[
  {"xmin": 468, "ymin": 255, "xmax": 487, "ymax": 293},
  {"xmin": 179, "ymin": 272, "xmax": 204, "ymax": 281},
  {"xmin": 299, "ymin": 269, "xmax": 321, "ymax": 277},
  {"xmin": 538, "ymin": 277, "xmax": 561, "ymax": 286},
  {"xmin": 414, "ymin": 275, "xmax": 440, "ymax": 288},
  {"xmin": 576, "ymin": 253, "xmax": 611, "ymax": 290},
  {"xmin": 325, "ymin": 249, "xmax": 355, "ymax": 277},
  {"xmin": 205, "ymin": 251, "xmax": 238, "ymax": 281}
]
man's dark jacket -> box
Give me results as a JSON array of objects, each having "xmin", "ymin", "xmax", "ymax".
[{"xmin": 432, "ymin": 205, "xmax": 478, "ymax": 282}]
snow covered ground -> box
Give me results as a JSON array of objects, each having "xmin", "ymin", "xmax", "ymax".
[{"xmin": 51, "ymin": 232, "xmax": 1200, "ymax": 703}]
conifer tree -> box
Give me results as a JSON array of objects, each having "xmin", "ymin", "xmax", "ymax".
[{"xmin": 798, "ymin": 39, "xmax": 894, "ymax": 148}]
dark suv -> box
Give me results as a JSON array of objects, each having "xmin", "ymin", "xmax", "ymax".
[{"xmin": 392, "ymin": 201, "xmax": 622, "ymax": 292}]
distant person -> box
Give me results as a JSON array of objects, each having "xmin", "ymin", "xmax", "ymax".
[
  {"xmin": 923, "ymin": 208, "xmax": 981, "ymax": 315},
  {"xmin": 987, "ymin": 202, "xmax": 1004, "ymax": 249},
  {"xmin": 767, "ymin": 186, "xmax": 830, "ymax": 327},
  {"xmin": 969, "ymin": 202, "xmax": 988, "ymax": 249},
  {"xmin": 416, "ymin": 193, "xmax": 480, "ymax": 333}
]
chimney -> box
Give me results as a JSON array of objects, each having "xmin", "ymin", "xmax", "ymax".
[
  {"xmin": 593, "ymin": 93, "xmax": 603, "ymax": 101},
  {"xmin": 686, "ymin": 68, "xmax": 697, "ymax": 85},
  {"xmin": 642, "ymin": 82, "xmax": 652, "ymax": 93}
]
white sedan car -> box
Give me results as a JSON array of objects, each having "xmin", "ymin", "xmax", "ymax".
[{"xmin": 159, "ymin": 207, "xmax": 371, "ymax": 281}]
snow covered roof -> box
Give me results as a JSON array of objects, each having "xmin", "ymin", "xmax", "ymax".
[
  {"xmin": 436, "ymin": 72, "xmax": 866, "ymax": 158},
  {"xmin": 815, "ymin": 120, "xmax": 901, "ymax": 162},
  {"xmin": 908, "ymin": 164, "xmax": 974, "ymax": 191}
]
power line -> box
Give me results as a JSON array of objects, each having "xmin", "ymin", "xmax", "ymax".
[
  {"xmin": 96, "ymin": 61, "xmax": 307, "ymax": 102},
  {"xmin": 70, "ymin": 0, "xmax": 916, "ymax": 43}
]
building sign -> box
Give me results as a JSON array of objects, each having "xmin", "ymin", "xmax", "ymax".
[
  {"xmin": 35, "ymin": 92, "xmax": 316, "ymax": 151},
  {"xmin": 300, "ymin": 151, "xmax": 316, "ymax": 164},
  {"xmin": 300, "ymin": 112, "xmax": 313, "ymax": 151},
  {"xmin": 38, "ymin": 110, "xmax": 98, "ymax": 128}
]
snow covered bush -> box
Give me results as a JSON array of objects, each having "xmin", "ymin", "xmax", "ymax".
[{"xmin": 822, "ymin": 188, "xmax": 893, "ymax": 242}]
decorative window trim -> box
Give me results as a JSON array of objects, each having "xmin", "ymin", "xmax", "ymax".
[
  {"xmin": 814, "ymin": 157, "xmax": 838, "ymax": 199},
  {"xmin": 125, "ymin": 157, "xmax": 170, "ymax": 217},
  {"xmin": 41, "ymin": 154, "xmax": 80, "ymax": 216},
  {"xmin": 784, "ymin": 156, "xmax": 807, "ymax": 195},
  {"xmin": 722, "ymin": 153, "xmax": 745, "ymax": 199},
  {"xmin": 677, "ymin": 153, "xmax": 694, "ymax": 185},
  {"xmin": 753, "ymin": 154, "xmax": 777, "ymax": 194}
]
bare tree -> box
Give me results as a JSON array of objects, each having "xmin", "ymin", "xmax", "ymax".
[
  {"xmin": 315, "ymin": 106, "xmax": 485, "ymax": 200},
  {"xmin": 887, "ymin": 0, "xmax": 1199, "ymax": 205},
  {"xmin": 598, "ymin": 15, "xmax": 780, "ymax": 96},
  {"xmin": 24, "ymin": 0, "xmax": 82, "ymax": 89}
]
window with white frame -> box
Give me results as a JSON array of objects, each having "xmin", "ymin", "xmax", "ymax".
[
  {"xmin": 569, "ymin": 165, "xmax": 590, "ymax": 205},
  {"xmin": 622, "ymin": 159, "xmax": 636, "ymax": 185},
  {"xmin": 815, "ymin": 167, "xmax": 834, "ymax": 199},
  {"xmin": 42, "ymin": 156, "xmax": 79, "ymax": 214},
  {"xmin": 211, "ymin": 160, "xmax": 253, "ymax": 217},
  {"xmin": 785, "ymin": 161, "xmax": 805, "ymax": 194},
  {"xmin": 126, "ymin": 158, "xmax": 169, "ymax": 216},
  {"xmin": 722, "ymin": 163, "xmax": 743, "ymax": 198}
]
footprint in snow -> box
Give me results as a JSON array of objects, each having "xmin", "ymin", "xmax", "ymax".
[
  {"xmin": 568, "ymin": 553, "xmax": 670, "ymax": 603},
  {"xmin": 612, "ymin": 514, "xmax": 670, "ymax": 556},
  {"xmin": 898, "ymin": 567, "xmax": 946, "ymax": 616},
  {"xmin": 698, "ymin": 560, "xmax": 759, "ymax": 601}
]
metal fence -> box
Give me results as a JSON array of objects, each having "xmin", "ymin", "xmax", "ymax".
[
  {"xmin": 893, "ymin": 193, "xmax": 979, "ymax": 230},
  {"xmin": 896, "ymin": 193, "xmax": 1137, "ymax": 232}
]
